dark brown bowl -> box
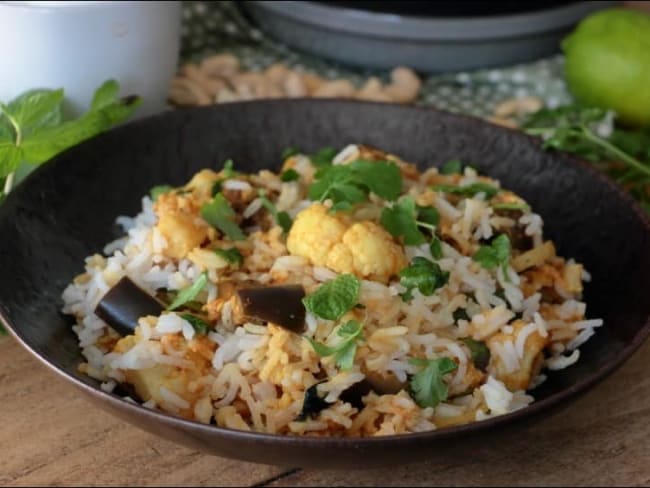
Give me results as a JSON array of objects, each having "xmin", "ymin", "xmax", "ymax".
[{"xmin": 1, "ymin": 100, "xmax": 649, "ymax": 469}]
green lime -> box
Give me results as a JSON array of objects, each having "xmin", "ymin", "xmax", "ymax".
[{"xmin": 562, "ymin": 8, "xmax": 650, "ymax": 128}]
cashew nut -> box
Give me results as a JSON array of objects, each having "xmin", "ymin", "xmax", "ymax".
[
  {"xmin": 231, "ymin": 72, "xmax": 272, "ymax": 99},
  {"xmin": 284, "ymin": 71, "xmax": 308, "ymax": 97},
  {"xmin": 494, "ymin": 96, "xmax": 543, "ymax": 118},
  {"xmin": 312, "ymin": 79, "xmax": 355, "ymax": 98},
  {"xmin": 200, "ymin": 53, "xmax": 240, "ymax": 80},
  {"xmin": 216, "ymin": 87, "xmax": 240, "ymax": 104},
  {"xmin": 301, "ymin": 72, "xmax": 324, "ymax": 95},
  {"xmin": 383, "ymin": 67, "xmax": 421, "ymax": 103},
  {"xmin": 180, "ymin": 64, "xmax": 226, "ymax": 97},
  {"xmin": 264, "ymin": 63, "xmax": 290, "ymax": 85},
  {"xmin": 355, "ymin": 77, "xmax": 393, "ymax": 102},
  {"xmin": 169, "ymin": 77, "xmax": 211, "ymax": 106}
]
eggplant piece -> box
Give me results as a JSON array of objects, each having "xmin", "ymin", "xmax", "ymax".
[
  {"xmin": 364, "ymin": 371, "xmax": 407, "ymax": 395},
  {"xmin": 234, "ymin": 284, "xmax": 306, "ymax": 333},
  {"xmin": 95, "ymin": 276, "xmax": 164, "ymax": 336},
  {"xmin": 295, "ymin": 381, "xmax": 329, "ymax": 421},
  {"xmin": 461, "ymin": 337, "xmax": 491, "ymax": 371},
  {"xmin": 296, "ymin": 375, "xmax": 403, "ymax": 421}
]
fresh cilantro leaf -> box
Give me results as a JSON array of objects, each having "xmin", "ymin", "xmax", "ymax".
[
  {"xmin": 492, "ymin": 202, "xmax": 530, "ymax": 211},
  {"xmin": 258, "ymin": 190, "xmax": 293, "ymax": 233},
  {"xmin": 180, "ymin": 313, "xmax": 210, "ymax": 335},
  {"xmin": 431, "ymin": 183, "xmax": 499, "ymax": 199},
  {"xmin": 440, "ymin": 159, "xmax": 463, "ymax": 175},
  {"xmin": 308, "ymin": 164, "xmax": 367, "ymax": 206},
  {"xmin": 280, "ymin": 168, "xmax": 300, "ymax": 182},
  {"xmin": 308, "ymin": 159, "xmax": 402, "ymax": 208},
  {"xmin": 167, "ymin": 272, "xmax": 208, "ymax": 311},
  {"xmin": 282, "ymin": 146, "xmax": 300, "ymax": 160},
  {"xmin": 302, "ymin": 274, "xmax": 360, "ymax": 321},
  {"xmin": 310, "ymin": 147, "xmax": 337, "ymax": 167},
  {"xmin": 460, "ymin": 337, "xmax": 491, "ymax": 371},
  {"xmin": 348, "ymin": 160, "xmax": 402, "ymax": 201},
  {"xmin": 381, "ymin": 197, "xmax": 427, "ymax": 246},
  {"xmin": 399, "ymin": 257, "xmax": 449, "ymax": 301},
  {"xmin": 524, "ymin": 104, "xmax": 650, "ymax": 213},
  {"xmin": 150, "ymin": 185, "xmax": 173, "ymax": 201},
  {"xmin": 473, "ymin": 234, "xmax": 511, "ymax": 277},
  {"xmin": 200, "ymin": 193, "xmax": 246, "ymax": 241},
  {"xmin": 214, "ymin": 247, "xmax": 243, "ymax": 266},
  {"xmin": 306, "ymin": 320, "xmax": 364, "ymax": 370},
  {"xmin": 408, "ymin": 357, "xmax": 457, "ymax": 408},
  {"xmin": 430, "ymin": 236, "xmax": 443, "ymax": 260}
]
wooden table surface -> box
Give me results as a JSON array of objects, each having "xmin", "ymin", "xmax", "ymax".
[{"xmin": 2, "ymin": 335, "xmax": 650, "ymax": 487}]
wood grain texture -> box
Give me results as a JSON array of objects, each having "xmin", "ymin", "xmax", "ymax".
[
  {"xmin": 0, "ymin": 338, "xmax": 290, "ymax": 487},
  {"xmin": 2, "ymin": 333, "xmax": 650, "ymax": 487}
]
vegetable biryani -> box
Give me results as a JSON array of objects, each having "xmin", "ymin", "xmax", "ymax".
[{"xmin": 62, "ymin": 144, "xmax": 602, "ymax": 436}]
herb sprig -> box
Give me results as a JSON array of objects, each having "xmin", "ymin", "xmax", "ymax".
[
  {"xmin": 523, "ymin": 105, "xmax": 650, "ymax": 212},
  {"xmin": 0, "ymin": 80, "xmax": 141, "ymax": 200},
  {"xmin": 408, "ymin": 357, "xmax": 458, "ymax": 408},
  {"xmin": 167, "ymin": 272, "xmax": 209, "ymax": 311},
  {"xmin": 399, "ymin": 257, "xmax": 450, "ymax": 302},
  {"xmin": 308, "ymin": 159, "xmax": 402, "ymax": 210},
  {"xmin": 302, "ymin": 274, "xmax": 360, "ymax": 321},
  {"xmin": 381, "ymin": 197, "xmax": 439, "ymax": 246},
  {"xmin": 472, "ymin": 234, "xmax": 511, "ymax": 279},
  {"xmin": 306, "ymin": 320, "xmax": 364, "ymax": 370}
]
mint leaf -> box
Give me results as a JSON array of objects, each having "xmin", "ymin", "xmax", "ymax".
[
  {"xmin": 214, "ymin": 247, "xmax": 243, "ymax": 266},
  {"xmin": 473, "ymin": 234, "xmax": 511, "ymax": 275},
  {"xmin": 201, "ymin": 193, "xmax": 246, "ymax": 241},
  {"xmin": 7, "ymin": 89, "xmax": 64, "ymax": 136},
  {"xmin": 0, "ymin": 143, "xmax": 22, "ymax": 179},
  {"xmin": 460, "ymin": 337, "xmax": 491, "ymax": 371},
  {"xmin": 150, "ymin": 185, "xmax": 173, "ymax": 201},
  {"xmin": 221, "ymin": 159, "xmax": 236, "ymax": 178},
  {"xmin": 280, "ymin": 168, "xmax": 300, "ymax": 182},
  {"xmin": 167, "ymin": 272, "xmax": 208, "ymax": 311},
  {"xmin": 381, "ymin": 197, "xmax": 426, "ymax": 246},
  {"xmin": 432, "ymin": 183, "xmax": 499, "ymax": 199},
  {"xmin": 259, "ymin": 190, "xmax": 293, "ymax": 233},
  {"xmin": 408, "ymin": 357, "xmax": 457, "ymax": 408},
  {"xmin": 302, "ymin": 274, "xmax": 360, "ymax": 321},
  {"xmin": 90, "ymin": 80, "xmax": 119, "ymax": 111},
  {"xmin": 180, "ymin": 313, "xmax": 210, "ymax": 335},
  {"xmin": 306, "ymin": 320, "xmax": 363, "ymax": 370},
  {"xmin": 399, "ymin": 257, "xmax": 449, "ymax": 301},
  {"xmin": 440, "ymin": 159, "xmax": 463, "ymax": 175},
  {"xmin": 20, "ymin": 91, "xmax": 140, "ymax": 165}
]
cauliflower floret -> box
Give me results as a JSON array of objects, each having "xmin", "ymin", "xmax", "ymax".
[
  {"xmin": 157, "ymin": 212, "xmax": 208, "ymax": 260},
  {"xmin": 487, "ymin": 320, "xmax": 547, "ymax": 391},
  {"xmin": 286, "ymin": 204, "xmax": 406, "ymax": 282}
]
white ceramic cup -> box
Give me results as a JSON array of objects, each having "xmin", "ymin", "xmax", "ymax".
[{"xmin": 0, "ymin": 1, "xmax": 182, "ymax": 119}]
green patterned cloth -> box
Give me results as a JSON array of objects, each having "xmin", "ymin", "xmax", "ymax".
[{"xmin": 180, "ymin": 1, "xmax": 573, "ymax": 118}]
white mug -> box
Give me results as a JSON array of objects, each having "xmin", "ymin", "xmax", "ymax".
[{"xmin": 0, "ymin": 1, "xmax": 182, "ymax": 119}]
